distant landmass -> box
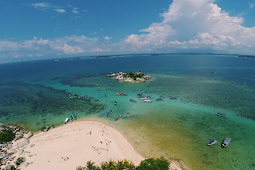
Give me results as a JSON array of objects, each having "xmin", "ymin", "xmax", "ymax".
[
  {"xmin": 238, "ymin": 55, "xmax": 255, "ymax": 59},
  {"xmin": 88, "ymin": 53, "xmax": 240, "ymax": 59}
]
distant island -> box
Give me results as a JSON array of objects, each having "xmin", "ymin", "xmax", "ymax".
[
  {"xmin": 238, "ymin": 55, "xmax": 255, "ymax": 59},
  {"xmin": 107, "ymin": 71, "xmax": 151, "ymax": 82}
]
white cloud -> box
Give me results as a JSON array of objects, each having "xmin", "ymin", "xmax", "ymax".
[
  {"xmin": 72, "ymin": 9, "xmax": 79, "ymax": 14},
  {"xmin": 125, "ymin": 0, "xmax": 255, "ymax": 53},
  {"xmin": 54, "ymin": 44, "xmax": 85, "ymax": 54},
  {"xmin": 105, "ymin": 36, "xmax": 110, "ymax": 41},
  {"xmin": 30, "ymin": 2, "xmax": 51, "ymax": 10},
  {"xmin": 55, "ymin": 9, "xmax": 66, "ymax": 13},
  {"xmin": 249, "ymin": 3, "xmax": 254, "ymax": 8},
  {"xmin": 37, "ymin": 38, "xmax": 48, "ymax": 45}
]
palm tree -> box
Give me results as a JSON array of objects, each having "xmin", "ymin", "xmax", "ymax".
[
  {"xmin": 116, "ymin": 160, "xmax": 125, "ymax": 170},
  {"xmin": 87, "ymin": 160, "xmax": 96, "ymax": 170},
  {"xmin": 123, "ymin": 159, "xmax": 135, "ymax": 170},
  {"xmin": 76, "ymin": 166, "xmax": 85, "ymax": 170}
]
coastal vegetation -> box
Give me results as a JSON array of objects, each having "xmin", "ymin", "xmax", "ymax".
[
  {"xmin": 107, "ymin": 71, "xmax": 151, "ymax": 82},
  {"xmin": 123, "ymin": 72, "xmax": 145, "ymax": 80},
  {"xmin": 76, "ymin": 157, "xmax": 169, "ymax": 170},
  {"xmin": 0, "ymin": 129, "xmax": 15, "ymax": 143}
]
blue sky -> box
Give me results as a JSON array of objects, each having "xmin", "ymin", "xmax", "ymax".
[{"xmin": 0, "ymin": 0, "xmax": 255, "ymax": 63}]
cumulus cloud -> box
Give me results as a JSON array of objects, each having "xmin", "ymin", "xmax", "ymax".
[
  {"xmin": 72, "ymin": 9, "xmax": 79, "ymax": 14},
  {"xmin": 55, "ymin": 9, "xmax": 66, "ymax": 13},
  {"xmin": 54, "ymin": 44, "xmax": 84, "ymax": 54},
  {"xmin": 105, "ymin": 36, "xmax": 110, "ymax": 41},
  {"xmin": 29, "ymin": 2, "xmax": 66, "ymax": 14},
  {"xmin": 29, "ymin": 2, "xmax": 51, "ymax": 10},
  {"xmin": 125, "ymin": 0, "xmax": 255, "ymax": 53}
]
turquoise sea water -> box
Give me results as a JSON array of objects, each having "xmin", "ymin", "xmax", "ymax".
[{"xmin": 1, "ymin": 55, "xmax": 255, "ymax": 169}]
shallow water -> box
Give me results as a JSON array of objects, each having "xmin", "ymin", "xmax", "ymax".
[{"xmin": 1, "ymin": 55, "xmax": 255, "ymax": 169}]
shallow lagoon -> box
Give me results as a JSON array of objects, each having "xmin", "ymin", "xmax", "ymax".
[{"xmin": 1, "ymin": 55, "xmax": 255, "ymax": 169}]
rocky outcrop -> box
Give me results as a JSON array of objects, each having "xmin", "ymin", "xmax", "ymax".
[
  {"xmin": 0, "ymin": 123, "xmax": 35, "ymax": 169},
  {"xmin": 23, "ymin": 132, "xmax": 33, "ymax": 139},
  {"xmin": 18, "ymin": 140, "xmax": 30, "ymax": 148}
]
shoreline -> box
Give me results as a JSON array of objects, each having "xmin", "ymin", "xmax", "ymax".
[{"xmin": 6, "ymin": 119, "xmax": 186, "ymax": 170}]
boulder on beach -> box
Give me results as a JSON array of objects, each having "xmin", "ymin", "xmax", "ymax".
[
  {"xmin": 18, "ymin": 140, "xmax": 30, "ymax": 148},
  {"xmin": 19, "ymin": 149, "xmax": 24, "ymax": 156},
  {"xmin": 0, "ymin": 126, "xmax": 5, "ymax": 132},
  {"xmin": 7, "ymin": 149, "xmax": 18, "ymax": 154},
  {"xmin": 23, "ymin": 132, "xmax": 33, "ymax": 139}
]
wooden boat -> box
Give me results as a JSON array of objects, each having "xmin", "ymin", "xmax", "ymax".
[
  {"xmin": 99, "ymin": 110, "xmax": 108, "ymax": 117},
  {"xmin": 170, "ymin": 96, "xmax": 177, "ymax": 99},
  {"xmin": 115, "ymin": 115, "xmax": 122, "ymax": 121},
  {"xmin": 159, "ymin": 96, "xmax": 166, "ymax": 98},
  {"xmin": 155, "ymin": 98, "xmax": 163, "ymax": 101},
  {"xmin": 94, "ymin": 99, "xmax": 100, "ymax": 102},
  {"xmin": 69, "ymin": 96, "xmax": 78, "ymax": 99},
  {"xmin": 222, "ymin": 137, "xmax": 231, "ymax": 147},
  {"xmin": 107, "ymin": 110, "xmax": 113, "ymax": 116},
  {"xmin": 215, "ymin": 113, "xmax": 228, "ymax": 117},
  {"xmin": 146, "ymin": 96, "xmax": 153, "ymax": 99},
  {"xmin": 207, "ymin": 140, "xmax": 217, "ymax": 146},
  {"xmin": 136, "ymin": 94, "xmax": 143, "ymax": 97},
  {"xmin": 144, "ymin": 99, "xmax": 152, "ymax": 102},
  {"xmin": 129, "ymin": 99, "xmax": 137, "ymax": 103},
  {"xmin": 69, "ymin": 94, "xmax": 77, "ymax": 96},
  {"xmin": 70, "ymin": 115, "xmax": 73, "ymax": 121},
  {"xmin": 141, "ymin": 97, "xmax": 147, "ymax": 100},
  {"xmin": 72, "ymin": 113, "xmax": 77, "ymax": 120},
  {"xmin": 115, "ymin": 100, "xmax": 117, "ymax": 105}
]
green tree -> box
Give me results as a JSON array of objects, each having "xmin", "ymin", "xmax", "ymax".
[
  {"xmin": 123, "ymin": 159, "xmax": 135, "ymax": 170},
  {"xmin": 87, "ymin": 160, "xmax": 96, "ymax": 170},
  {"xmin": 76, "ymin": 166, "xmax": 85, "ymax": 170},
  {"xmin": 136, "ymin": 157, "xmax": 169, "ymax": 170},
  {"xmin": 0, "ymin": 129, "xmax": 15, "ymax": 143}
]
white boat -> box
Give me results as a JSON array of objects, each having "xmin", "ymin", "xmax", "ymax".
[
  {"xmin": 64, "ymin": 118, "xmax": 69, "ymax": 124},
  {"xmin": 143, "ymin": 100, "xmax": 152, "ymax": 103},
  {"xmin": 207, "ymin": 140, "xmax": 217, "ymax": 146},
  {"xmin": 222, "ymin": 137, "xmax": 231, "ymax": 147},
  {"xmin": 141, "ymin": 97, "xmax": 147, "ymax": 100}
]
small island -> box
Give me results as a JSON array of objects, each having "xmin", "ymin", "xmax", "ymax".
[{"xmin": 107, "ymin": 71, "xmax": 151, "ymax": 82}]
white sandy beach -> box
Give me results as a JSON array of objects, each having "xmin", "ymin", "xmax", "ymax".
[{"xmin": 18, "ymin": 121, "xmax": 144, "ymax": 170}]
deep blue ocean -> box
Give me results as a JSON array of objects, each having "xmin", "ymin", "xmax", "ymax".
[{"xmin": 1, "ymin": 55, "xmax": 255, "ymax": 170}]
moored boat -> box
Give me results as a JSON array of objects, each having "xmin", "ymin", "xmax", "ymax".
[
  {"xmin": 72, "ymin": 113, "xmax": 77, "ymax": 120},
  {"xmin": 141, "ymin": 97, "xmax": 147, "ymax": 100},
  {"xmin": 215, "ymin": 113, "xmax": 228, "ymax": 117},
  {"xmin": 222, "ymin": 137, "xmax": 231, "ymax": 147},
  {"xmin": 129, "ymin": 99, "xmax": 137, "ymax": 103},
  {"xmin": 107, "ymin": 110, "xmax": 113, "ymax": 116},
  {"xmin": 144, "ymin": 100, "xmax": 152, "ymax": 103},
  {"xmin": 146, "ymin": 96, "xmax": 153, "ymax": 99},
  {"xmin": 170, "ymin": 96, "xmax": 177, "ymax": 99},
  {"xmin": 115, "ymin": 100, "xmax": 117, "ymax": 105},
  {"xmin": 155, "ymin": 98, "xmax": 163, "ymax": 101},
  {"xmin": 99, "ymin": 110, "xmax": 108, "ymax": 117},
  {"xmin": 64, "ymin": 118, "xmax": 69, "ymax": 124},
  {"xmin": 70, "ymin": 115, "xmax": 73, "ymax": 121},
  {"xmin": 159, "ymin": 96, "xmax": 166, "ymax": 98},
  {"xmin": 207, "ymin": 140, "xmax": 217, "ymax": 146},
  {"xmin": 115, "ymin": 115, "xmax": 122, "ymax": 121},
  {"xmin": 94, "ymin": 99, "xmax": 100, "ymax": 102}
]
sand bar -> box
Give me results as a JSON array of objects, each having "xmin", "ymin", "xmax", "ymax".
[{"xmin": 20, "ymin": 121, "xmax": 144, "ymax": 170}]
